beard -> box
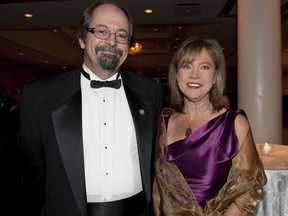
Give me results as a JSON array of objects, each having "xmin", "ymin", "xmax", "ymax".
[{"xmin": 95, "ymin": 45, "xmax": 124, "ymax": 72}]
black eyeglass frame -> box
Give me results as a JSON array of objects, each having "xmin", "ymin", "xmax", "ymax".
[{"xmin": 86, "ymin": 27, "xmax": 131, "ymax": 44}]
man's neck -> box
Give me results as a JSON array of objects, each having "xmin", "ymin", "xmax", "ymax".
[{"xmin": 83, "ymin": 64, "xmax": 118, "ymax": 80}]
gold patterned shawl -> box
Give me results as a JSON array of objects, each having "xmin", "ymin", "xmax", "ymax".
[{"xmin": 152, "ymin": 108, "xmax": 267, "ymax": 216}]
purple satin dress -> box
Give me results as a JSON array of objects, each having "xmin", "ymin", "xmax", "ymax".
[{"xmin": 167, "ymin": 109, "xmax": 245, "ymax": 208}]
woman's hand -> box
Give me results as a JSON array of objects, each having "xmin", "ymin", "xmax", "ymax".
[{"xmin": 224, "ymin": 203, "xmax": 249, "ymax": 216}]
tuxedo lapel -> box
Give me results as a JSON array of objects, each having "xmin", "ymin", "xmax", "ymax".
[
  {"xmin": 51, "ymin": 70, "xmax": 87, "ymax": 216},
  {"xmin": 49, "ymin": 69, "xmax": 156, "ymax": 214},
  {"xmin": 122, "ymin": 76, "xmax": 155, "ymax": 204}
]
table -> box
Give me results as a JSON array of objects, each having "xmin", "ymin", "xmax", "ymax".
[{"xmin": 253, "ymin": 144, "xmax": 288, "ymax": 216}]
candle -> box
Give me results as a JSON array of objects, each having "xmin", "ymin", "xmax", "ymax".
[{"xmin": 262, "ymin": 143, "xmax": 272, "ymax": 155}]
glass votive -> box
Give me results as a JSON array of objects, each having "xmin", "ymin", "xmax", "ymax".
[{"xmin": 260, "ymin": 143, "xmax": 274, "ymax": 155}]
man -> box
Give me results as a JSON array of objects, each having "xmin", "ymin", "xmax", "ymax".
[{"xmin": 20, "ymin": 1, "xmax": 163, "ymax": 216}]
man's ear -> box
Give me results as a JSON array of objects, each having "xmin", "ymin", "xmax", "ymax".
[{"xmin": 78, "ymin": 38, "xmax": 85, "ymax": 50}]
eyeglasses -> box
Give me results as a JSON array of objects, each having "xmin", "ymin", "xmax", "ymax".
[{"xmin": 86, "ymin": 27, "xmax": 130, "ymax": 44}]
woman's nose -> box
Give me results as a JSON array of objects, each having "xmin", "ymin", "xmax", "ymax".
[{"xmin": 189, "ymin": 69, "xmax": 199, "ymax": 79}]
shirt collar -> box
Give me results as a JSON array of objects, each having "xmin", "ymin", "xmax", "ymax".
[{"xmin": 82, "ymin": 64, "xmax": 120, "ymax": 82}]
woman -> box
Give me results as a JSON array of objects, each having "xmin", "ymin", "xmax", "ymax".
[{"xmin": 153, "ymin": 37, "xmax": 267, "ymax": 215}]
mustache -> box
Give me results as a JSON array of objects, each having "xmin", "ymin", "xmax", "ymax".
[{"xmin": 95, "ymin": 45, "xmax": 123, "ymax": 57}]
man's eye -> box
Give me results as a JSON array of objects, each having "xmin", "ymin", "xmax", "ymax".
[
  {"xmin": 118, "ymin": 34, "xmax": 127, "ymax": 39},
  {"xmin": 96, "ymin": 29, "xmax": 108, "ymax": 35},
  {"xmin": 117, "ymin": 33, "xmax": 128, "ymax": 39}
]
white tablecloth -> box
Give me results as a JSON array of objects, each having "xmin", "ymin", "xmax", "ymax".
[
  {"xmin": 254, "ymin": 144, "xmax": 288, "ymax": 216},
  {"xmin": 253, "ymin": 170, "xmax": 288, "ymax": 216}
]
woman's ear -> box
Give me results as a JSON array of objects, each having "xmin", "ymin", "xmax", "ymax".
[{"xmin": 213, "ymin": 75, "xmax": 216, "ymax": 85}]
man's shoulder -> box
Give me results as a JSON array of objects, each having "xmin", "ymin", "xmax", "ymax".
[
  {"xmin": 22, "ymin": 69, "xmax": 81, "ymax": 102},
  {"xmin": 121, "ymin": 70, "xmax": 161, "ymax": 87},
  {"xmin": 25, "ymin": 69, "xmax": 80, "ymax": 90},
  {"xmin": 121, "ymin": 70, "xmax": 164, "ymax": 107}
]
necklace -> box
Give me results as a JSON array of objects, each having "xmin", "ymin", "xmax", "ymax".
[
  {"xmin": 185, "ymin": 106, "xmax": 211, "ymax": 137},
  {"xmin": 185, "ymin": 126, "xmax": 192, "ymax": 137}
]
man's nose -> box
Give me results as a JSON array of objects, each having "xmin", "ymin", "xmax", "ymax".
[{"xmin": 104, "ymin": 33, "xmax": 117, "ymax": 46}]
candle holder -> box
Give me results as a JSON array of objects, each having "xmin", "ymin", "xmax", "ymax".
[{"xmin": 260, "ymin": 143, "xmax": 274, "ymax": 156}]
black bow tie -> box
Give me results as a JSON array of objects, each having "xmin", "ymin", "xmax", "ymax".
[
  {"xmin": 81, "ymin": 68, "xmax": 121, "ymax": 89},
  {"xmin": 90, "ymin": 79, "xmax": 121, "ymax": 89}
]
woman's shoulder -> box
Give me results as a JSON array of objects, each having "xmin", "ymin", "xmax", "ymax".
[
  {"xmin": 226, "ymin": 108, "xmax": 246, "ymax": 116},
  {"xmin": 231, "ymin": 109, "xmax": 251, "ymax": 148},
  {"xmin": 224, "ymin": 109, "xmax": 248, "ymax": 124},
  {"xmin": 226, "ymin": 109, "xmax": 249, "ymax": 125},
  {"xmin": 160, "ymin": 107, "xmax": 179, "ymax": 129},
  {"xmin": 161, "ymin": 107, "xmax": 176, "ymax": 116}
]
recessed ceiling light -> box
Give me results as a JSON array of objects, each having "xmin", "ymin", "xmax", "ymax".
[
  {"xmin": 24, "ymin": 13, "xmax": 33, "ymax": 18},
  {"xmin": 144, "ymin": 9, "xmax": 153, "ymax": 14},
  {"xmin": 19, "ymin": 52, "xmax": 24, "ymax": 56},
  {"xmin": 176, "ymin": 38, "xmax": 180, "ymax": 41}
]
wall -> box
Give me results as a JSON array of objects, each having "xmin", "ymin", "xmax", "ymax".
[{"xmin": 0, "ymin": 59, "xmax": 51, "ymax": 97}]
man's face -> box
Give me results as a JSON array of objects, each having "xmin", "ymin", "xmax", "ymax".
[{"xmin": 79, "ymin": 4, "xmax": 130, "ymax": 77}]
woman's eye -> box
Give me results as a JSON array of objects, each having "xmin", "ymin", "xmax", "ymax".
[
  {"xmin": 182, "ymin": 64, "xmax": 191, "ymax": 69},
  {"xmin": 201, "ymin": 65, "xmax": 210, "ymax": 70}
]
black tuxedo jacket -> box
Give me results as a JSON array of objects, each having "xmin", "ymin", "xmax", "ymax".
[{"xmin": 20, "ymin": 68, "xmax": 163, "ymax": 216}]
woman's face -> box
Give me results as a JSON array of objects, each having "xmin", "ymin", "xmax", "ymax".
[{"xmin": 177, "ymin": 48, "xmax": 216, "ymax": 103}]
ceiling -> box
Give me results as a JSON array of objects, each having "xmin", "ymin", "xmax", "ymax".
[{"xmin": 0, "ymin": 0, "xmax": 288, "ymax": 79}]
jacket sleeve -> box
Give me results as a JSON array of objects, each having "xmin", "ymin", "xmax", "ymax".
[{"xmin": 20, "ymin": 83, "xmax": 45, "ymax": 213}]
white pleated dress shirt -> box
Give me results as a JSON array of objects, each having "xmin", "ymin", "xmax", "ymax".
[{"xmin": 81, "ymin": 64, "xmax": 142, "ymax": 202}]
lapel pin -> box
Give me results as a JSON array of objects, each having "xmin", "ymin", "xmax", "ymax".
[{"xmin": 139, "ymin": 108, "xmax": 145, "ymax": 115}]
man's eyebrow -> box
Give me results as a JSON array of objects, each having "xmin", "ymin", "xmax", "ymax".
[
  {"xmin": 94, "ymin": 24, "xmax": 108, "ymax": 28},
  {"xmin": 94, "ymin": 24, "xmax": 129, "ymax": 33}
]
